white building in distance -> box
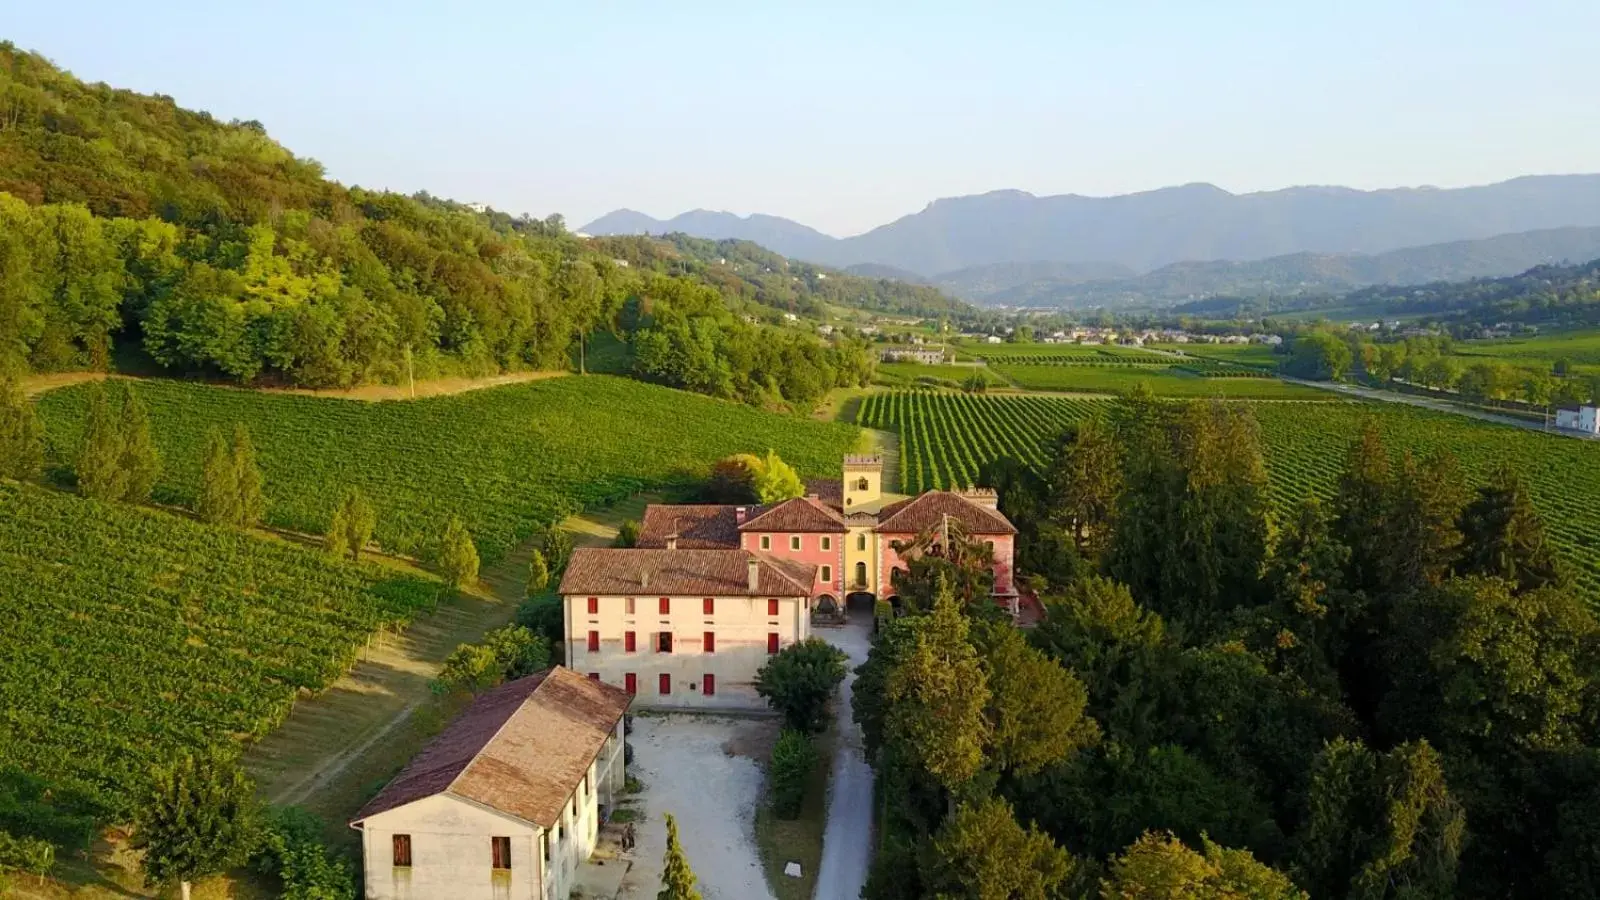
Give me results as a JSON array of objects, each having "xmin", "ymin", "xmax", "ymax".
[
  {"xmin": 880, "ymin": 348, "xmax": 947, "ymax": 365},
  {"xmin": 1556, "ymin": 406, "xmax": 1600, "ymax": 435},
  {"xmin": 350, "ymin": 667, "xmax": 630, "ymax": 900}
]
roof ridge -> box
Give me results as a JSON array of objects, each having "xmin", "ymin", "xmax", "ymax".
[
  {"xmin": 751, "ymin": 550, "xmax": 815, "ymax": 595},
  {"xmin": 443, "ymin": 669, "xmax": 560, "ymax": 800}
]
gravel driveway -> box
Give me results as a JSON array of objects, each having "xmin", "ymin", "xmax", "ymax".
[
  {"xmin": 815, "ymin": 612, "xmax": 875, "ymax": 900},
  {"xmin": 618, "ymin": 716, "xmax": 777, "ymax": 900}
]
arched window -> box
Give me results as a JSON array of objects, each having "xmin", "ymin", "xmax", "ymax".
[
  {"xmin": 855, "ymin": 477, "xmax": 869, "ymax": 491},
  {"xmin": 854, "ymin": 561, "xmax": 868, "ymax": 587},
  {"xmin": 857, "ymin": 534, "xmax": 867, "ymax": 551}
]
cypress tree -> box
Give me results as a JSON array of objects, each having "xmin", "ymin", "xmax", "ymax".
[
  {"xmin": 196, "ymin": 428, "xmax": 239, "ymax": 525},
  {"xmin": 1333, "ymin": 420, "xmax": 1392, "ymax": 597},
  {"xmin": 232, "ymin": 425, "xmax": 265, "ymax": 527},
  {"xmin": 1457, "ymin": 462, "xmax": 1560, "ymax": 593},
  {"xmin": 0, "ymin": 373, "xmax": 42, "ymax": 480},
  {"xmin": 656, "ymin": 813, "xmax": 703, "ymax": 900},
  {"xmin": 437, "ymin": 515, "xmax": 480, "ymax": 590},
  {"xmin": 340, "ymin": 487, "xmax": 376, "ymax": 560},
  {"xmin": 526, "ymin": 548, "xmax": 550, "ymax": 596},
  {"xmin": 76, "ymin": 384, "xmax": 127, "ymax": 501},
  {"xmin": 117, "ymin": 383, "xmax": 161, "ymax": 502},
  {"xmin": 324, "ymin": 504, "xmax": 351, "ymax": 559}
]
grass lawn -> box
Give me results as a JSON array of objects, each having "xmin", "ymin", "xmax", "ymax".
[
  {"xmin": 1456, "ymin": 330, "xmax": 1600, "ymax": 367},
  {"xmin": 754, "ymin": 726, "xmax": 836, "ymax": 900}
]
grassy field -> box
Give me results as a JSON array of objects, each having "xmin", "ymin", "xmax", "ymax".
[
  {"xmin": 988, "ymin": 363, "xmax": 1332, "ymax": 398},
  {"xmin": 970, "ymin": 342, "xmax": 1170, "ymax": 361},
  {"xmin": 856, "ymin": 392, "xmax": 1600, "ymax": 605},
  {"xmin": 876, "ymin": 361, "xmax": 1007, "ymax": 387},
  {"xmin": 1151, "ymin": 342, "xmax": 1281, "ymax": 368},
  {"xmin": 36, "ymin": 375, "xmax": 861, "ymax": 563},
  {"xmin": 1455, "ymin": 331, "xmax": 1600, "ymax": 367},
  {"xmin": 754, "ymin": 726, "xmax": 835, "ymax": 900}
]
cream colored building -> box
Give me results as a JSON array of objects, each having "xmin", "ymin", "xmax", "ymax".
[{"xmin": 350, "ymin": 668, "xmax": 629, "ymax": 900}]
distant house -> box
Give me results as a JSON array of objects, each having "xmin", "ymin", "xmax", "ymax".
[
  {"xmin": 985, "ymin": 335, "xmax": 1003, "ymax": 344},
  {"xmin": 818, "ymin": 324, "xmax": 835, "ymax": 336},
  {"xmin": 351, "ymin": 668, "xmax": 630, "ymax": 900},
  {"xmin": 881, "ymin": 348, "xmax": 947, "ymax": 365},
  {"xmin": 1556, "ymin": 406, "xmax": 1600, "ymax": 435}
]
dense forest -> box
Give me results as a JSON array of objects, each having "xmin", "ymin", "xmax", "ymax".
[
  {"xmin": 861, "ymin": 393, "xmax": 1600, "ymax": 899},
  {"xmin": 0, "ymin": 44, "xmax": 893, "ymax": 410}
]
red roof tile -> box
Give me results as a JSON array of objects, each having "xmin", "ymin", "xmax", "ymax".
[
  {"xmin": 637, "ymin": 505, "xmax": 743, "ymax": 549},
  {"xmin": 738, "ymin": 497, "xmax": 847, "ymax": 533},
  {"xmin": 557, "ymin": 548, "xmax": 815, "ymax": 597},
  {"xmin": 351, "ymin": 667, "xmax": 631, "ymax": 829},
  {"xmin": 875, "ymin": 491, "xmax": 1017, "ymax": 535}
]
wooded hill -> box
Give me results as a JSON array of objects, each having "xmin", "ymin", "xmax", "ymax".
[{"xmin": 0, "ymin": 43, "xmax": 917, "ymax": 406}]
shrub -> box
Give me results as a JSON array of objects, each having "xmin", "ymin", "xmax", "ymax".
[
  {"xmin": 516, "ymin": 593, "xmax": 565, "ymax": 645},
  {"xmin": 250, "ymin": 807, "xmax": 356, "ymax": 900},
  {"xmin": 0, "ymin": 828, "xmax": 55, "ymax": 883},
  {"xmin": 754, "ymin": 638, "xmax": 849, "ymax": 733},
  {"xmin": 769, "ymin": 729, "xmax": 818, "ymax": 819}
]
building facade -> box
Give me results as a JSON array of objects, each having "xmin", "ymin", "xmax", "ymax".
[
  {"xmin": 351, "ymin": 668, "xmax": 629, "ymax": 900},
  {"xmin": 1556, "ymin": 406, "xmax": 1600, "ymax": 434},
  {"xmin": 557, "ymin": 456, "xmax": 1018, "ymax": 710}
]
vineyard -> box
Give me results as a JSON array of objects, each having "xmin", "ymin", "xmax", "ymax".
[
  {"xmin": 857, "ymin": 391, "xmax": 1600, "ymax": 603},
  {"xmin": 986, "ymin": 363, "xmax": 1331, "ymax": 398},
  {"xmin": 37, "ymin": 376, "xmax": 862, "ymax": 563},
  {"xmin": 0, "ymin": 483, "xmax": 437, "ymax": 816}
]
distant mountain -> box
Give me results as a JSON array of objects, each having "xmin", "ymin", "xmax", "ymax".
[
  {"xmin": 931, "ymin": 260, "xmax": 1135, "ymax": 301},
  {"xmin": 843, "ymin": 262, "xmax": 928, "ymax": 284},
  {"xmin": 976, "ymin": 226, "xmax": 1600, "ymax": 309},
  {"xmin": 582, "ymin": 176, "xmax": 1600, "ymax": 277}
]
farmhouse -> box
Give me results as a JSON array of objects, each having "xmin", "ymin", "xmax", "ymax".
[
  {"xmin": 1556, "ymin": 406, "xmax": 1600, "ymax": 435},
  {"xmin": 880, "ymin": 347, "xmax": 948, "ymax": 365},
  {"xmin": 350, "ymin": 667, "xmax": 630, "ymax": 900},
  {"xmin": 558, "ymin": 455, "xmax": 1017, "ymax": 710}
]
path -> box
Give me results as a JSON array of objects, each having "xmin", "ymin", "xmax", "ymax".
[
  {"xmin": 1283, "ymin": 377, "xmax": 1600, "ymax": 440},
  {"xmin": 815, "ymin": 611, "xmax": 875, "ymax": 900},
  {"xmin": 20, "ymin": 368, "xmax": 564, "ymax": 402}
]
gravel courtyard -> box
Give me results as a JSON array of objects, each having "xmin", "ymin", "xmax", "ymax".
[{"xmin": 616, "ymin": 715, "xmax": 779, "ymax": 900}]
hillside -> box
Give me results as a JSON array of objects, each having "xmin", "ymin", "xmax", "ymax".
[
  {"xmin": 581, "ymin": 208, "xmax": 840, "ymax": 263},
  {"xmin": 973, "ymin": 226, "xmax": 1600, "ymax": 308},
  {"xmin": 582, "ymin": 177, "xmax": 1600, "ymax": 276}
]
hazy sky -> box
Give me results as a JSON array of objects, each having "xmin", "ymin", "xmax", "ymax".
[{"xmin": 9, "ymin": 1, "xmax": 1599, "ymax": 236}]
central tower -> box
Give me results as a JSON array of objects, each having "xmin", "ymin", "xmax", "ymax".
[{"xmin": 842, "ymin": 454, "xmax": 883, "ymax": 509}]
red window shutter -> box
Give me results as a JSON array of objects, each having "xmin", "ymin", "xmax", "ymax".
[
  {"xmin": 767, "ymin": 598, "xmax": 779, "ymax": 617},
  {"xmin": 659, "ymin": 673, "xmax": 671, "ymax": 695},
  {"xmin": 704, "ymin": 631, "xmax": 715, "ymax": 653},
  {"xmin": 625, "ymin": 631, "xmax": 636, "ymax": 653},
  {"xmin": 587, "ymin": 630, "xmax": 599, "ymax": 652},
  {"xmin": 703, "ymin": 673, "xmax": 716, "ymax": 696},
  {"xmin": 588, "ymin": 672, "xmax": 600, "ymax": 682},
  {"xmin": 768, "ymin": 633, "xmax": 780, "ymax": 654},
  {"xmin": 587, "ymin": 596, "xmax": 599, "ymax": 615},
  {"xmin": 659, "ymin": 596, "xmax": 671, "ymax": 615},
  {"xmin": 624, "ymin": 673, "xmax": 637, "ymax": 695},
  {"xmin": 703, "ymin": 597, "xmax": 715, "ymax": 616}
]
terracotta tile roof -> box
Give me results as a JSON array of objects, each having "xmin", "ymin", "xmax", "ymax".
[
  {"xmin": 637, "ymin": 505, "xmax": 743, "ymax": 549},
  {"xmin": 558, "ymin": 548, "xmax": 815, "ymax": 597},
  {"xmin": 351, "ymin": 667, "xmax": 631, "ymax": 829},
  {"xmin": 803, "ymin": 479, "xmax": 844, "ymax": 511},
  {"xmin": 875, "ymin": 491, "xmax": 1017, "ymax": 535},
  {"xmin": 738, "ymin": 496, "xmax": 848, "ymax": 533}
]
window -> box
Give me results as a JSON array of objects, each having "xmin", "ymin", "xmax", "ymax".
[
  {"xmin": 760, "ymin": 535, "xmax": 771, "ymax": 551},
  {"xmin": 658, "ymin": 632, "xmax": 673, "ymax": 653},
  {"xmin": 587, "ymin": 630, "xmax": 599, "ymax": 652},
  {"xmin": 588, "ymin": 672, "xmax": 600, "ymax": 682},
  {"xmin": 703, "ymin": 597, "xmax": 715, "ymax": 616},
  {"xmin": 492, "ymin": 836, "xmax": 511, "ymax": 871},
  {"xmin": 790, "ymin": 536, "xmax": 801, "ymax": 551},
  {"xmin": 704, "ymin": 631, "xmax": 715, "ymax": 653},
  {"xmin": 821, "ymin": 536, "xmax": 832, "ymax": 551},
  {"xmin": 624, "ymin": 672, "xmax": 637, "ymax": 695},
  {"xmin": 855, "ymin": 561, "xmax": 868, "ymax": 587},
  {"xmin": 625, "ymin": 597, "xmax": 636, "ymax": 615},
  {"xmin": 392, "ymin": 834, "xmax": 412, "ymax": 867},
  {"xmin": 659, "ymin": 673, "xmax": 672, "ymax": 695},
  {"xmin": 659, "ymin": 597, "xmax": 670, "ymax": 615},
  {"xmin": 703, "ymin": 673, "xmax": 716, "ymax": 695},
  {"xmin": 857, "ymin": 534, "xmax": 867, "ymax": 552},
  {"xmin": 768, "ymin": 633, "xmax": 780, "ymax": 654},
  {"xmin": 856, "ymin": 477, "xmax": 869, "ymax": 491},
  {"xmin": 767, "ymin": 598, "xmax": 780, "ymax": 617},
  {"xmin": 820, "ymin": 565, "xmax": 832, "ymax": 583},
  {"xmin": 625, "ymin": 630, "xmax": 636, "ymax": 653},
  {"xmin": 586, "ymin": 596, "xmax": 599, "ymax": 615}
]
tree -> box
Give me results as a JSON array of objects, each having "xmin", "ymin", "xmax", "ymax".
[
  {"xmin": 0, "ymin": 373, "xmax": 42, "ymax": 480},
  {"xmin": 526, "ymin": 549, "xmax": 551, "ymax": 595},
  {"xmin": 753, "ymin": 449, "xmax": 805, "ymax": 503},
  {"xmin": 1377, "ymin": 452, "xmax": 1467, "ymax": 596},
  {"xmin": 133, "ymin": 752, "xmax": 259, "ymax": 900},
  {"xmin": 1047, "ymin": 419, "xmax": 1122, "ymax": 561},
  {"xmin": 754, "ymin": 637, "xmax": 848, "ymax": 733},
  {"xmin": 1456, "ymin": 463, "xmax": 1561, "ymax": 593},
  {"xmin": 249, "ymin": 806, "xmax": 356, "ymax": 900},
  {"xmin": 706, "ymin": 453, "xmax": 762, "ymax": 503},
  {"xmin": 327, "ymin": 488, "xmax": 376, "ymax": 561},
  {"xmin": 923, "ymin": 796, "xmax": 1083, "ymax": 900},
  {"xmin": 196, "ymin": 428, "xmax": 239, "ymax": 525},
  {"xmin": 117, "ymin": 383, "xmax": 161, "ymax": 503},
  {"xmin": 884, "ymin": 580, "xmax": 990, "ymax": 791},
  {"xmin": 232, "ymin": 425, "xmax": 265, "ymax": 527},
  {"xmin": 1283, "ymin": 331, "xmax": 1352, "ymax": 381},
  {"xmin": 436, "ymin": 515, "xmax": 480, "ymax": 590},
  {"xmin": 0, "ymin": 830, "xmax": 55, "ymax": 885},
  {"xmin": 614, "ymin": 519, "xmax": 640, "ymax": 548},
  {"xmin": 973, "ymin": 621, "xmax": 1100, "ymax": 776},
  {"xmin": 1103, "ymin": 831, "xmax": 1307, "ymax": 900},
  {"xmin": 541, "ymin": 526, "xmax": 574, "ymax": 579},
  {"xmin": 324, "ymin": 503, "xmax": 350, "ymax": 559},
  {"xmin": 1332, "ymin": 421, "xmax": 1391, "ymax": 596},
  {"xmin": 657, "ymin": 813, "xmax": 702, "ymax": 900},
  {"xmin": 76, "ymin": 383, "xmax": 127, "ymax": 501},
  {"xmin": 768, "ymin": 728, "xmax": 818, "ymax": 819},
  {"xmin": 433, "ymin": 625, "xmax": 550, "ymax": 693},
  {"xmin": 1029, "ymin": 577, "xmax": 1167, "ymax": 739}
]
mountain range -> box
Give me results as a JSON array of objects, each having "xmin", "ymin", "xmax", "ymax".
[{"xmin": 581, "ymin": 176, "xmax": 1600, "ymax": 306}]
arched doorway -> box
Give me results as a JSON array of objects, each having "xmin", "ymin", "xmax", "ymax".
[{"xmin": 853, "ymin": 561, "xmax": 868, "ymax": 590}]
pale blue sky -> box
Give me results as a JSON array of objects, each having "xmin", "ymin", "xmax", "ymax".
[{"xmin": 9, "ymin": 1, "xmax": 1599, "ymax": 235}]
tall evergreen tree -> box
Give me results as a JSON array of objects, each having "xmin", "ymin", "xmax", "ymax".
[
  {"xmin": 232, "ymin": 425, "xmax": 265, "ymax": 527},
  {"xmin": 132, "ymin": 751, "xmax": 259, "ymax": 900},
  {"xmin": 437, "ymin": 515, "xmax": 480, "ymax": 590},
  {"xmin": 525, "ymin": 549, "xmax": 550, "ymax": 596},
  {"xmin": 1047, "ymin": 418, "xmax": 1122, "ymax": 561},
  {"xmin": 656, "ymin": 813, "xmax": 702, "ymax": 900},
  {"xmin": 333, "ymin": 487, "xmax": 376, "ymax": 560},
  {"xmin": 0, "ymin": 373, "xmax": 43, "ymax": 480},
  {"xmin": 117, "ymin": 383, "xmax": 161, "ymax": 503},
  {"xmin": 196, "ymin": 428, "xmax": 239, "ymax": 525},
  {"xmin": 885, "ymin": 578, "xmax": 991, "ymax": 792},
  {"xmin": 1457, "ymin": 462, "xmax": 1561, "ymax": 593},
  {"xmin": 972, "ymin": 620, "xmax": 1100, "ymax": 777},
  {"xmin": 1332, "ymin": 420, "xmax": 1392, "ymax": 597},
  {"xmin": 1378, "ymin": 452, "xmax": 1468, "ymax": 596},
  {"xmin": 76, "ymin": 383, "xmax": 127, "ymax": 501},
  {"xmin": 324, "ymin": 503, "xmax": 351, "ymax": 559}
]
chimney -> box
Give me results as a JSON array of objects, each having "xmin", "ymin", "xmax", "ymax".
[
  {"xmin": 747, "ymin": 557, "xmax": 760, "ymax": 593},
  {"xmin": 640, "ymin": 569, "xmax": 650, "ymax": 590},
  {"xmin": 665, "ymin": 533, "xmax": 678, "ymax": 551},
  {"xmin": 735, "ymin": 507, "xmax": 748, "ymax": 525}
]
